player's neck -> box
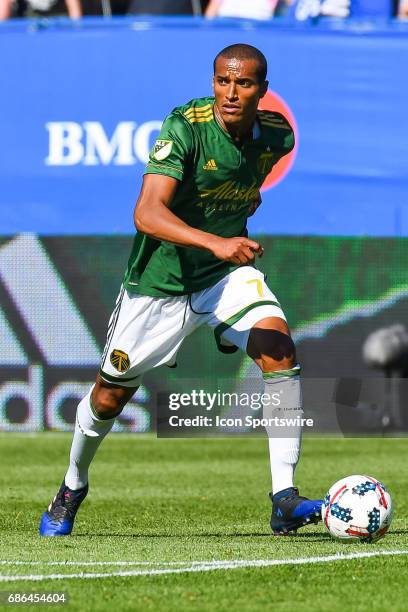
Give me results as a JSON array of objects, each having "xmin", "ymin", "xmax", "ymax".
[{"xmin": 214, "ymin": 104, "xmax": 256, "ymax": 143}]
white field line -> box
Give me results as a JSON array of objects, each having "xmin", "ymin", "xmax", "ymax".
[
  {"xmin": 0, "ymin": 550, "xmax": 407, "ymax": 582},
  {"xmin": 0, "ymin": 561, "xmax": 213, "ymax": 567}
]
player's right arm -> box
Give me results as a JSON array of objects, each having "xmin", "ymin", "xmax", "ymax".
[
  {"xmin": 134, "ymin": 112, "xmax": 262, "ymax": 265},
  {"xmin": 134, "ymin": 174, "xmax": 262, "ymax": 265}
]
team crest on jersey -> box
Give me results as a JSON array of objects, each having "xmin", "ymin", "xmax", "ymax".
[
  {"xmin": 110, "ymin": 349, "xmax": 130, "ymax": 373},
  {"xmin": 257, "ymin": 152, "xmax": 276, "ymax": 175},
  {"xmin": 153, "ymin": 139, "xmax": 173, "ymax": 161}
]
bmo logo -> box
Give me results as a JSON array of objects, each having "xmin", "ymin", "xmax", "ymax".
[
  {"xmin": 258, "ymin": 90, "xmax": 298, "ymax": 191},
  {"xmin": 45, "ymin": 120, "xmax": 162, "ymax": 166}
]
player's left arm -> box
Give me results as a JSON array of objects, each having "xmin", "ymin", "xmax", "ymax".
[{"xmin": 247, "ymin": 192, "xmax": 262, "ymax": 217}]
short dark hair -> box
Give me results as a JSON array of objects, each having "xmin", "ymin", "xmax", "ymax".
[{"xmin": 213, "ymin": 44, "xmax": 268, "ymax": 83}]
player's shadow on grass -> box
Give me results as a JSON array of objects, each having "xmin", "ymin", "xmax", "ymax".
[{"xmin": 384, "ymin": 529, "xmax": 408, "ymax": 535}]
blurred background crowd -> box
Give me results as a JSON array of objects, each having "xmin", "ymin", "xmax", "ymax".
[{"xmin": 0, "ymin": 0, "xmax": 407, "ymax": 22}]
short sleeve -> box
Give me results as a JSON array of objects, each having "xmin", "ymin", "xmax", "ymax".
[
  {"xmin": 271, "ymin": 112, "xmax": 295, "ymax": 154},
  {"xmin": 145, "ymin": 113, "xmax": 194, "ymax": 180},
  {"xmin": 283, "ymin": 128, "xmax": 295, "ymax": 154}
]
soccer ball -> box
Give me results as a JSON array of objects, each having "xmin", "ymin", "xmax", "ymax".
[{"xmin": 322, "ymin": 475, "xmax": 392, "ymax": 543}]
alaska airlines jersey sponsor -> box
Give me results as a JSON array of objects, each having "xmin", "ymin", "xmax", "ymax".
[{"xmin": 124, "ymin": 96, "xmax": 294, "ymax": 297}]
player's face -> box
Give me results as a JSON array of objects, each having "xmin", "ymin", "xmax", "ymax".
[{"xmin": 213, "ymin": 56, "xmax": 268, "ymax": 132}]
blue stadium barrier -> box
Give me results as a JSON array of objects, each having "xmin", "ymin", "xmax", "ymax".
[{"xmin": 1, "ymin": 16, "xmax": 408, "ymax": 236}]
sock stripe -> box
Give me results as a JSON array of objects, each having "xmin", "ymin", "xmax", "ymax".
[{"xmin": 263, "ymin": 365, "xmax": 301, "ymax": 380}]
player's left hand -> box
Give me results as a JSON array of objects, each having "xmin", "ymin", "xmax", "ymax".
[{"xmin": 209, "ymin": 236, "xmax": 263, "ymax": 264}]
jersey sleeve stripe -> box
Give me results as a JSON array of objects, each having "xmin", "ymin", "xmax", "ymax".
[
  {"xmin": 187, "ymin": 116, "xmax": 214, "ymax": 124},
  {"xmin": 184, "ymin": 110, "xmax": 213, "ymax": 120},
  {"xmin": 146, "ymin": 162, "xmax": 183, "ymax": 174},
  {"xmin": 184, "ymin": 108, "xmax": 212, "ymax": 118},
  {"xmin": 184, "ymin": 104, "xmax": 213, "ymax": 117}
]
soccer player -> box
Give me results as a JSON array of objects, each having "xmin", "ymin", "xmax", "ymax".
[{"xmin": 40, "ymin": 43, "xmax": 322, "ymax": 537}]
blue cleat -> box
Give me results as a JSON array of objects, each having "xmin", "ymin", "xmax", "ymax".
[
  {"xmin": 39, "ymin": 481, "xmax": 88, "ymax": 536},
  {"xmin": 270, "ymin": 487, "xmax": 322, "ymax": 535}
]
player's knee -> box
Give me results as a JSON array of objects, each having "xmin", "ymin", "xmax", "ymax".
[
  {"xmin": 91, "ymin": 382, "xmax": 135, "ymax": 419},
  {"xmin": 259, "ymin": 350, "xmax": 296, "ymax": 373},
  {"xmin": 91, "ymin": 391, "xmax": 123, "ymax": 419},
  {"xmin": 247, "ymin": 325, "xmax": 297, "ymax": 373}
]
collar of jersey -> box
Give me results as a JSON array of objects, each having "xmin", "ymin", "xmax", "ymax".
[{"xmin": 212, "ymin": 103, "xmax": 264, "ymax": 147}]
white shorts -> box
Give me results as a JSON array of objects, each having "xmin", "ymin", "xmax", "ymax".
[{"xmin": 99, "ymin": 266, "xmax": 286, "ymax": 387}]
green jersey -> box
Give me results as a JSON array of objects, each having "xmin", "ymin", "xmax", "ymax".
[{"xmin": 123, "ymin": 96, "xmax": 294, "ymax": 297}]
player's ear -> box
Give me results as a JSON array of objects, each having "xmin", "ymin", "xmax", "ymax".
[
  {"xmin": 212, "ymin": 75, "xmax": 215, "ymax": 92},
  {"xmin": 259, "ymin": 80, "xmax": 268, "ymax": 98}
]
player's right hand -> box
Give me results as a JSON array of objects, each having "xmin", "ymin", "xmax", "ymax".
[{"xmin": 210, "ymin": 237, "xmax": 264, "ymax": 264}]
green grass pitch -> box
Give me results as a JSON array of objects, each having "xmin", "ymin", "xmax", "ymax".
[{"xmin": 0, "ymin": 434, "xmax": 407, "ymax": 611}]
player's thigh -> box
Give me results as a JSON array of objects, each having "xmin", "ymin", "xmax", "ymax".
[
  {"xmin": 99, "ymin": 287, "xmax": 191, "ymax": 387},
  {"xmin": 193, "ymin": 266, "xmax": 287, "ymax": 352}
]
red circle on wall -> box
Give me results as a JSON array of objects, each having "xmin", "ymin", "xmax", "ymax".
[{"xmin": 258, "ymin": 89, "xmax": 298, "ymax": 191}]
